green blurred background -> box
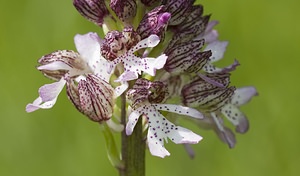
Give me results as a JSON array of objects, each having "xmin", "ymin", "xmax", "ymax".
[{"xmin": 0, "ymin": 0, "xmax": 299, "ymax": 175}]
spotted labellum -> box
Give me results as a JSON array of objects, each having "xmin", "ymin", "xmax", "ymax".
[{"xmin": 26, "ymin": 0, "xmax": 257, "ymax": 162}]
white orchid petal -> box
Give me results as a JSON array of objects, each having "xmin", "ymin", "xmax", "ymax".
[
  {"xmin": 115, "ymin": 71, "xmax": 138, "ymax": 82},
  {"xmin": 26, "ymin": 79, "xmax": 66, "ymax": 112},
  {"xmin": 205, "ymin": 41, "xmax": 228, "ymax": 63},
  {"xmin": 130, "ymin": 34, "xmax": 160, "ymax": 53},
  {"xmin": 115, "ymin": 81, "xmax": 129, "ymax": 97},
  {"xmin": 74, "ymin": 32, "xmax": 101, "ymax": 63},
  {"xmin": 220, "ymin": 104, "xmax": 249, "ymax": 133},
  {"xmin": 38, "ymin": 78, "xmax": 66, "ymax": 102},
  {"xmin": 26, "ymin": 97, "xmax": 59, "ymax": 112},
  {"xmin": 153, "ymin": 104, "xmax": 203, "ymax": 119},
  {"xmin": 126, "ymin": 106, "xmax": 144, "ymax": 135},
  {"xmin": 167, "ymin": 126, "xmax": 202, "ymax": 144},
  {"xmin": 202, "ymin": 20, "xmax": 219, "ymax": 43},
  {"xmin": 141, "ymin": 54, "xmax": 167, "ymax": 76},
  {"xmin": 144, "ymin": 106, "xmax": 202, "ymax": 157},
  {"xmin": 75, "ymin": 32, "xmax": 111, "ymax": 81},
  {"xmin": 115, "ymin": 52, "xmax": 166, "ymax": 82},
  {"xmin": 147, "ymin": 132, "xmax": 170, "ymax": 158},
  {"xmin": 203, "ymin": 30, "xmax": 219, "ymax": 44},
  {"xmin": 26, "ymin": 97, "xmax": 43, "ymax": 112},
  {"xmin": 38, "ymin": 61, "xmax": 72, "ymax": 71},
  {"xmin": 231, "ymin": 86, "xmax": 258, "ymax": 106}
]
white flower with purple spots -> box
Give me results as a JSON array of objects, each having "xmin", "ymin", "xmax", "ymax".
[
  {"xmin": 107, "ymin": 34, "xmax": 168, "ymax": 96},
  {"xmin": 126, "ymin": 103, "xmax": 203, "ymax": 158},
  {"xmin": 26, "ymin": 32, "xmax": 112, "ymax": 112},
  {"xmin": 219, "ymin": 86, "xmax": 258, "ymax": 133},
  {"xmin": 195, "ymin": 86, "xmax": 258, "ymax": 148}
]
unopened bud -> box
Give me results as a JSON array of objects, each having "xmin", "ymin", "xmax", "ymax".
[
  {"xmin": 162, "ymin": 0, "xmax": 194, "ymax": 26},
  {"xmin": 137, "ymin": 6, "xmax": 171, "ymax": 40},
  {"xmin": 182, "ymin": 73, "xmax": 235, "ymax": 112},
  {"xmin": 73, "ymin": 0, "xmax": 109, "ymax": 26},
  {"xmin": 67, "ymin": 74, "xmax": 114, "ymax": 122},
  {"xmin": 110, "ymin": 0, "xmax": 137, "ymax": 23},
  {"xmin": 164, "ymin": 39, "xmax": 211, "ymax": 74}
]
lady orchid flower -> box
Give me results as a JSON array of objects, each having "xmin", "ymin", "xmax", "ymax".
[
  {"xmin": 126, "ymin": 78, "xmax": 203, "ymax": 158},
  {"xmin": 182, "ymin": 73, "xmax": 258, "ymax": 148},
  {"xmin": 107, "ymin": 35, "xmax": 167, "ymax": 96},
  {"xmin": 26, "ymin": 32, "xmax": 115, "ymax": 123}
]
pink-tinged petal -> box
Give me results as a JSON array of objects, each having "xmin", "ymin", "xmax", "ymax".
[
  {"xmin": 211, "ymin": 112, "xmax": 236, "ymax": 148},
  {"xmin": 26, "ymin": 78, "xmax": 66, "ymax": 112},
  {"xmin": 231, "ymin": 86, "xmax": 258, "ymax": 106},
  {"xmin": 153, "ymin": 104, "xmax": 203, "ymax": 119},
  {"xmin": 183, "ymin": 144, "xmax": 195, "ymax": 159},
  {"xmin": 203, "ymin": 59, "xmax": 240, "ymax": 73},
  {"xmin": 126, "ymin": 106, "xmax": 144, "ymax": 135},
  {"xmin": 197, "ymin": 73, "xmax": 226, "ymax": 88},
  {"xmin": 202, "ymin": 20, "xmax": 219, "ymax": 43},
  {"xmin": 216, "ymin": 127, "xmax": 236, "ymax": 148},
  {"xmin": 130, "ymin": 34, "xmax": 160, "ymax": 53},
  {"xmin": 205, "ymin": 41, "xmax": 228, "ymax": 63},
  {"xmin": 26, "ymin": 97, "xmax": 43, "ymax": 112},
  {"xmin": 26, "ymin": 97, "xmax": 59, "ymax": 112},
  {"xmin": 39, "ymin": 78, "xmax": 66, "ymax": 102},
  {"xmin": 220, "ymin": 104, "xmax": 249, "ymax": 133},
  {"xmin": 203, "ymin": 30, "xmax": 219, "ymax": 44},
  {"xmin": 205, "ymin": 20, "xmax": 219, "ymax": 35}
]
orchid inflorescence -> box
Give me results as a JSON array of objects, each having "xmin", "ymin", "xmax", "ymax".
[{"xmin": 26, "ymin": 0, "xmax": 257, "ymax": 159}]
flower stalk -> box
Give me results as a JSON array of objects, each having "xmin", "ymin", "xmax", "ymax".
[{"xmin": 120, "ymin": 92, "xmax": 145, "ymax": 176}]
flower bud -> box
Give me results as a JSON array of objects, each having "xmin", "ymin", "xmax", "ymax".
[
  {"xmin": 137, "ymin": 6, "xmax": 171, "ymax": 40},
  {"xmin": 101, "ymin": 27, "xmax": 140, "ymax": 61},
  {"xmin": 182, "ymin": 73, "xmax": 235, "ymax": 112},
  {"xmin": 164, "ymin": 39, "xmax": 211, "ymax": 74},
  {"xmin": 162, "ymin": 0, "xmax": 194, "ymax": 26},
  {"xmin": 169, "ymin": 5, "xmax": 210, "ymax": 46},
  {"xmin": 110, "ymin": 0, "xmax": 137, "ymax": 23},
  {"xmin": 175, "ymin": 5, "xmax": 210, "ymax": 39},
  {"xmin": 66, "ymin": 74, "xmax": 114, "ymax": 122},
  {"xmin": 73, "ymin": 0, "xmax": 109, "ymax": 26}
]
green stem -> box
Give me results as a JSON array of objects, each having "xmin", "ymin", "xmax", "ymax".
[{"xmin": 119, "ymin": 93, "xmax": 146, "ymax": 176}]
